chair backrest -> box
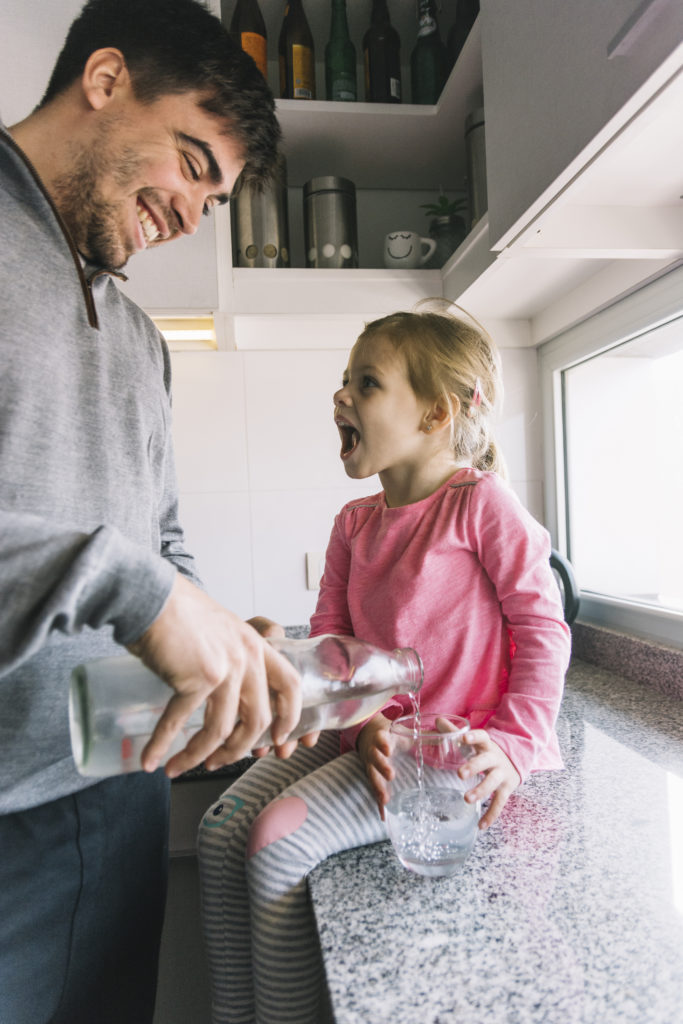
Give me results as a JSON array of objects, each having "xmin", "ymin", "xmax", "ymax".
[{"xmin": 550, "ymin": 549, "xmax": 580, "ymax": 625}]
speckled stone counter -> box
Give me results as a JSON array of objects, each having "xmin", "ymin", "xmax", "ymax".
[{"xmin": 308, "ymin": 660, "xmax": 683, "ymax": 1024}]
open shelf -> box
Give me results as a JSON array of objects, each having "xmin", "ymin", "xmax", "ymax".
[{"xmin": 274, "ymin": 19, "xmax": 483, "ymax": 191}]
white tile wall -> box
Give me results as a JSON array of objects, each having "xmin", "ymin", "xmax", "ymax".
[
  {"xmin": 170, "ymin": 348, "xmax": 375, "ymax": 623},
  {"xmin": 243, "ymin": 349, "xmax": 347, "ymax": 491},
  {"xmin": 498, "ymin": 347, "xmax": 544, "ymax": 522},
  {"xmin": 175, "ymin": 490, "xmax": 253, "ymax": 617},
  {"xmin": 170, "ymin": 337, "xmax": 544, "ymax": 625},
  {"xmin": 171, "ymin": 352, "xmax": 248, "ymax": 492}
]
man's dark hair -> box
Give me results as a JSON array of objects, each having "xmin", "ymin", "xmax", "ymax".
[{"xmin": 40, "ymin": 0, "xmax": 281, "ymax": 186}]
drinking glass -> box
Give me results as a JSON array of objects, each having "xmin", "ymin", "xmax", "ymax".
[{"xmin": 385, "ymin": 713, "xmax": 481, "ymax": 877}]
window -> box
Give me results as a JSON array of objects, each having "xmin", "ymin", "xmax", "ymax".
[{"xmin": 540, "ymin": 264, "xmax": 683, "ymax": 649}]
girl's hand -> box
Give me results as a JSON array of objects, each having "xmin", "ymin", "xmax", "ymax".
[
  {"xmin": 357, "ymin": 714, "xmax": 393, "ymax": 819},
  {"xmin": 458, "ymin": 730, "xmax": 521, "ymax": 830}
]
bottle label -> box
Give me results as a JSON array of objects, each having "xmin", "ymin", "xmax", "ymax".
[
  {"xmin": 292, "ymin": 44, "xmax": 315, "ymax": 99},
  {"xmin": 241, "ymin": 32, "xmax": 267, "ymax": 79},
  {"xmin": 389, "ymin": 76, "xmax": 401, "ymax": 100},
  {"xmin": 331, "ymin": 72, "xmax": 356, "ymax": 102}
]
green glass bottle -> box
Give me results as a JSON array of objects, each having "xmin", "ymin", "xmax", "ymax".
[
  {"xmin": 325, "ymin": 0, "xmax": 357, "ymax": 101},
  {"xmin": 410, "ymin": 0, "xmax": 448, "ymax": 105}
]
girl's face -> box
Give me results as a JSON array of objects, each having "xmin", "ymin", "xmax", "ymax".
[{"xmin": 333, "ymin": 335, "xmax": 432, "ymax": 487}]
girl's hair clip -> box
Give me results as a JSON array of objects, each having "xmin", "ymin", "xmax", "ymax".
[{"xmin": 468, "ymin": 378, "xmax": 483, "ymax": 418}]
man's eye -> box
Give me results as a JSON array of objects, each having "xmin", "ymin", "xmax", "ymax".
[{"xmin": 184, "ymin": 154, "xmax": 201, "ymax": 181}]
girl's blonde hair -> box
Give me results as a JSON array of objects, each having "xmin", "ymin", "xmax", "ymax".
[{"xmin": 357, "ymin": 299, "xmax": 506, "ymax": 476}]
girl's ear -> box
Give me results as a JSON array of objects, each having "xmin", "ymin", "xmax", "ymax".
[{"xmin": 423, "ymin": 393, "xmax": 459, "ymax": 433}]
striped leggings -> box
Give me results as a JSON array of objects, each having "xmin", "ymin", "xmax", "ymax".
[{"xmin": 197, "ymin": 731, "xmax": 387, "ymax": 1024}]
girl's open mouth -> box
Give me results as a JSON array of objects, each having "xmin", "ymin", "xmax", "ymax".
[{"xmin": 338, "ymin": 423, "xmax": 360, "ymax": 460}]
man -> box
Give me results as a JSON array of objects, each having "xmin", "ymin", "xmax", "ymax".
[{"xmin": 0, "ymin": 2, "xmax": 302, "ymax": 1021}]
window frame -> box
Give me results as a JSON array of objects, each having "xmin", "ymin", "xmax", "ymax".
[{"xmin": 539, "ymin": 261, "xmax": 683, "ymax": 651}]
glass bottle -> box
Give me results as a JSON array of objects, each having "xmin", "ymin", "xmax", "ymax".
[
  {"xmin": 446, "ymin": 0, "xmax": 479, "ymax": 70},
  {"xmin": 362, "ymin": 0, "xmax": 402, "ymax": 104},
  {"xmin": 69, "ymin": 634, "xmax": 424, "ymax": 777},
  {"xmin": 227, "ymin": 0, "xmax": 268, "ymax": 80},
  {"xmin": 279, "ymin": 0, "xmax": 316, "ymax": 100},
  {"xmin": 410, "ymin": 0, "xmax": 448, "ymax": 105},
  {"xmin": 325, "ymin": 0, "xmax": 357, "ymax": 102}
]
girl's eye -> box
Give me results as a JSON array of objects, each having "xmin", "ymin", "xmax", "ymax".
[{"xmin": 361, "ymin": 376, "xmax": 379, "ymax": 389}]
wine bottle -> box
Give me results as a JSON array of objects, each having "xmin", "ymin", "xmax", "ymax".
[
  {"xmin": 362, "ymin": 0, "xmax": 402, "ymax": 104},
  {"xmin": 325, "ymin": 0, "xmax": 357, "ymax": 102},
  {"xmin": 279, "ymin": 0, "xmax": 316, "ymax": 100},
  {"xmin": 410, "ymin": 0, "xmax": 448, "ymax": 105},
  {"xmin": 69, "ymin": 636, "xmax": 424, "ymax": 777},
  {"xmin": 227, "ymin": 0, "xmax": 268, "ymax": 80},
  {"xmin": 447, "ymin": 0, "xmax": 479, "ymax": 70}
]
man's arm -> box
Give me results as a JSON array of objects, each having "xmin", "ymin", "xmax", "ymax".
[{"xmin": 0, "ymin": 510, "xmax": 303, "ymax": 771}]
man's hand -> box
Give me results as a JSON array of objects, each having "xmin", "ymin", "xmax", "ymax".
[
  {"xmin": 127, "ymin": 574, "xmax": 302, "ymax": 777},
  {"xmin": 246, "ymin": 615, "xmax": 320, "ymax": 759}
]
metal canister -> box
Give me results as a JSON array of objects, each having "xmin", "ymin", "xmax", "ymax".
[
  {"xmin": 303, "ymin": 176, "xmax": 358, "ymax": 269},
  {"xmin": 464, "ymin": 107, "xmax": 488, "ymax": 229},
  {"xmin": 231, "ymin": 153, "xmax": 290, "ymax": 268}
]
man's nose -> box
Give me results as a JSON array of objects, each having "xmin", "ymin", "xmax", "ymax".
[{"xmin": 174, "ymin": 194, "xmax": 205, "ymax": 236}]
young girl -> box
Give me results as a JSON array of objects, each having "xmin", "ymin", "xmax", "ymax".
[{"xmin": 198, "ymin": 304, "xmax": 571, "ymax": 1024}]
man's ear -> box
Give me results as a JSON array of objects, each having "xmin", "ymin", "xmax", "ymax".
[{"xmin": 81, "ymin": 48, "xmax": 130, "ymax": 111}]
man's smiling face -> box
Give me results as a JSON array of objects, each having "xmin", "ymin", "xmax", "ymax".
[{"xmin": 52, "ymin": 90, "xmax": 245, "ymax": 269}]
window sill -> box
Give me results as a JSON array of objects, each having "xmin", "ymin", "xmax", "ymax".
[{"xmin": 571, "ymin": 620, "xmax": 683, "ymax": 701}]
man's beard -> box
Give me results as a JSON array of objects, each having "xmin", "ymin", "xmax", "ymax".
[{"xmin": 52, "ymin": 133, "xmax": 145, "ymax": 270}]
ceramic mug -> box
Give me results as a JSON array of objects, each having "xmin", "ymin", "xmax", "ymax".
[{"xmin": 383, "ymin": 231, "xmax": 437, "ymax": 269}]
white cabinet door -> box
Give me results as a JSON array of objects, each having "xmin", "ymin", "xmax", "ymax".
[{"xmin": 480, "ymin": 0, "xmax": 683, "ymax": 249}]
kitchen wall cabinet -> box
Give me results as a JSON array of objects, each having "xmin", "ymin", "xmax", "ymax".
[
  {"xmin": 480, "ymin": 0, "xmax": 683, "ymax": 251},
  {"xmin": 443, "ymin": 2, "xmax": 683, "ymax": 345}
]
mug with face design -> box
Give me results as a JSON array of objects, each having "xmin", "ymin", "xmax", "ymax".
[{"xmin": 383, "ymin": 231, "xmax": 437, "ymax": 269}]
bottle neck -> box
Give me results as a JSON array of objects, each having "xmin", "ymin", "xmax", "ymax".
[
  {"xmin": 416, "ymin": 0, "xmax": 438, "ymax": 37},
  {"xmin": 371, "ymin": 0, "xmax": 392, "ymax": 26},
  {"xmin": 331, "ymin": 0, "xmax": 351, "ymax": 38},
  {"xmin": 395, "ymin": 648, "xmax": 424, "ymax": 693}
]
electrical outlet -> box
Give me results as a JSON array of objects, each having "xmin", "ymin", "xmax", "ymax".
[{"xmin": 305, "ymin": 551, "xmax": 325, "ymax": 590}]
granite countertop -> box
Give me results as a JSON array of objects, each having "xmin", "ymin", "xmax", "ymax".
[{"xmin": 308, "ymin": 659, "xmax": 683, "ymax": 1024}]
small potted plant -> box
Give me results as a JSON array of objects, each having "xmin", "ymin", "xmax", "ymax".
[{"xmin": 420, "ymin": 192, "xmax": 468, "ymax": 268}]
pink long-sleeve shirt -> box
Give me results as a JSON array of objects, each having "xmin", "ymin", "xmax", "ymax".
[{"xmin": 309, "ymin": 468, "xmax": 571, "ymax": 781}]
